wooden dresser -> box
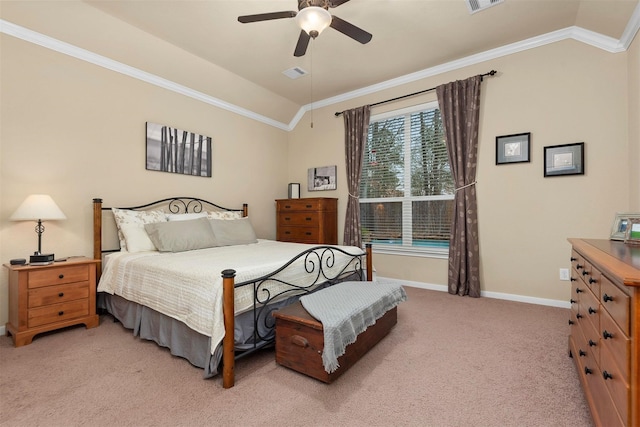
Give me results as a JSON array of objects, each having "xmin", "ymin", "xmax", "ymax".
[
  {"xmin": 276, "ymin": 198, "xmax": 337, "ymax": 244},
  {"xmin": 567, "ymin": 238, "xmax": 640, "ymax": 426},
  {"xmin": 4, "ymin": 257, "xmax": 100, "ymax": 347}
]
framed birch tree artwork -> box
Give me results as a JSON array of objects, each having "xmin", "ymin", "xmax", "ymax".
[{"xmin": 145, "ymin": 122, "xmax": 212, "ymax": 177}]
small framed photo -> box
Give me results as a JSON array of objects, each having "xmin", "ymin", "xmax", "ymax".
[
  {"xmin": 544, "ymin": 142, "xmax": 584, "ymax": 177},
  {"xmin": 610, "ymin": 213, "xmax": 640, "ymax": 241},
  {"xmin": 496, "ymin": 132, "xmax": 530, "ymax": 164},
  {"xmin": 624, "ymin": 218, "xmax": 640, "ymax": 245},
  {"xmin": 308, "ymin": 165, "xmax": 337, "ymax": 191}
]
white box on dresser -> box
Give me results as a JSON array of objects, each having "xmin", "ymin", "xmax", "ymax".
[{"xmin": 568, "ymin": 238, "xmax": 640, "ymax": 427}]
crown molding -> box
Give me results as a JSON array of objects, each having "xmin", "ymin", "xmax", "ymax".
[{"xmin": 1, "ymin": 17, "xmax": 635, "ymax": 133}]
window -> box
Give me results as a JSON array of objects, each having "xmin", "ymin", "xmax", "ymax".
[{"xmin": 359, "ymin": 102, "xmax": 454, "ymax": 257}]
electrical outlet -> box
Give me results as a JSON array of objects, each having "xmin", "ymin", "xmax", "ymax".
[{"xmin": 559, "ymin": 268, "xmax": 570, "ymax": 281}]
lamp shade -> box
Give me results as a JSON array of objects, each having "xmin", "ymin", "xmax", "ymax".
[
  {"xmin": 10, "ymin": 194, "xmax": 67, "ymax": 221},
  {"xmin": 296, "ymin": 6, "xmax": 332, "ymax": 37}
]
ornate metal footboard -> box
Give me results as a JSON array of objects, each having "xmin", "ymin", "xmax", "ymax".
[{"xmin": 221, "ymin": 244, "xmax": 372, "ymax": 388}]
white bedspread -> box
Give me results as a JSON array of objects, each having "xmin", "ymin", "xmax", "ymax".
[{"xmin": 97, "ymin": 239, "xmax": 363, "ymax": 354}]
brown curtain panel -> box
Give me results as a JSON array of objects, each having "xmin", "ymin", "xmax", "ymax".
[
  {"xmin": 342, "ymin": 105, "xmax": 371, "ymax": 247},
  {"xmin": 436, "ymin": 75, "xmax": 482, "ymax": 297}
]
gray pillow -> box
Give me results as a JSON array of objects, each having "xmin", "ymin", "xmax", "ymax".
[
  {"xmin": 208, "ymin": 217, "xmax": 258, "ymax": 246},
  {"xmin": 144, "ymin": 217, "xmax": 217, "ymax": 252}
]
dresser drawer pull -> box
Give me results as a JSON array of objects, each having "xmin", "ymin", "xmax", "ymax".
[
  {"xmin": 570, "ymin": 277, "xmax": 577, "ymax": 282},
  {"xmin": 575, "ymin": 288, "xmax": 584, "ymax": 294},
  {"xmin": 602, "ymin": 330, "xmax": 614, "ymax": 340},
  {"xmin": 305, "ymin": 204, "xmax": 312, "ymax": 208},
  {"xmin": 290, "ymin": 335, "xmax": 309, "ymax": 348},
  {"xmin": 58, "ymin": 292, "xmax": 64, "ymax": 298},
  {"xmin": 588, "ymin": 277, "xmax": 597, "ymax": 284},
  {"xmin": 582, "ymin": 270, "xmax": 589, "ymax": 276},
  {"xmin": 305, "ymin": 232, "xmax": 312, "ymax": 236},
  {"xmin": 576, "ymin": 264, "xmax": 583, "ymax": 270},
  {"xmin": 570, "ymin": 257, "xmax": 577, "ymax": 262},
  {"xmin": 588, "ymin": 307, "xmax": 597, "ymax": 315},
  {"xmin": 603, "ymin": 371, "xmax": 613, "ymax": 380},
  {"xmin": 305, "ymin": 217, "xmax": 312, "ymax": 221},
  {"xmin": 284, "ymin": 205, "xmax": 292, "ymax": 209},
  {"xmin": 570, "ymin": 299, "xmax": 577, "ymax": 304},
  {"xmin": 58, "ymin": 311, "xmax": 64, "ymax": 316},
  {"xmin": 579, "ymin": 350, "xmax": 587, "ymax": 357},
  {"xmin": 588, "ymin": 339, "xmax": 597, "ymax": 347},
  {"xmin": 284, "ymin": 231, "xmax": 291, "ymax": 235},
  {"xmin": 576, "ymin": 313, "xmax": 583, "ymax": 319},
  {"xmin": 602, "ymin": 293, "xmax": 614, "ymax": 303},
  {"xmin": 568, "ymin": 320, "xmax": 574, "ymax": 325},
  {"xmin": 584, "ymin": 367, "xmax": 593, "ymax": 375},
  {"xmin": 58, "ymin": 274, "xmax": 64, "ymax": 279}
]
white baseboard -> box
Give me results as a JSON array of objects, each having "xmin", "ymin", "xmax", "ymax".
[{"xmin": 377, "ymin": 276, "xmax": 570, "ymax": 309}]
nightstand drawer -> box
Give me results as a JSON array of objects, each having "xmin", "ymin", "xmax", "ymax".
[
  {"xmin": 28, "ymin": 299, "xmax": 89, "ymax": 328},
  {"xmin": 28, "ymin": 282, "xmax": 89, "ymax": 308},
  {"xmin": 28, "ymin": 265, "xmax": 89, "ymax": 288}
]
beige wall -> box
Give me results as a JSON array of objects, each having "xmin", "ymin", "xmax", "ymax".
[
  {"xmin": 0, "ymin": 34, "xmax": 289, "ymax": 326},
  {"xmin": 629, "ymin": 34, "xmax": 640, "ymax": 211},
  {"xmin": 289, "ymin": 40, "xmax": 631, "ymax": 302}
]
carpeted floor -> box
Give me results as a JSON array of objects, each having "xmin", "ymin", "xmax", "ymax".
[{"xmin": 0, "ymin": 286, "xmax": 593, "ymax": 427}]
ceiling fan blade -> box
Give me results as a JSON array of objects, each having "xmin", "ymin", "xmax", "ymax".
[
  {"xmin": 238, "ymin": 11, "xmax": 296, "ymax": 23},
  {"xmin": 329, "ymin": 0, "xmax": 351, "ymax": 7},
  {"xmin": 330, "ymin": 15, "xmax": 372, "ymax": 44},
  {"xmin": 293, "ymin": 30, "xmax": 311, "ymax": 57}
]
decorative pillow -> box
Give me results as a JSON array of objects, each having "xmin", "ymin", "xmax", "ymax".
[
  {"xmin": 144, "ymin": 218, "xmax": 218, "ymax": 252},
  {"xmin": 120, "ymin": 223, "xmax": 157, "ymax": 253},
  {"xmin": 166, "ymin": 212, "xmax": 208, "ymax": 221},
  {"xmin": 112, "ymin": 208, "xmax": 167, "ymax": 251},
  {"xmin": 208, "ymin": 217, "xmax": 258, "ymax": 246},
  {"xmin": 207, "ymin": 211, "xmax": 243, "ymax": 220}
]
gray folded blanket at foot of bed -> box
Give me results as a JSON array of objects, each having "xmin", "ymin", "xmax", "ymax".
[{"xmin": 300, "ymin": 280, "xmax": 407, "ymax": 373}]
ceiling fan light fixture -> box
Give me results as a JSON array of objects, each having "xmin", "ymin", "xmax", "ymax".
[{"xmin": 296, "ymin": 6, "xmax": 332, "ymax": 38}]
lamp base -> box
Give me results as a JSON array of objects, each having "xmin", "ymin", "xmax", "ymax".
[{"xmin": 30, "ymin": 253, "xmax": 55, "ymax": 264}]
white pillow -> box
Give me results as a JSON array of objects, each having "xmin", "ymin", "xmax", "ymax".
[
  {"xmin": 207, "ymin": 211, "xmax": 243, "ymax": 220},
  {"xmin": 166, "ymin": 212, "xmax": 208, "ymax": 221},
  {"xmin": 112, "ymin": 208, "xmax": 167, "ymax": 251},
  {"xmin": 120, "ymin": 223, "xmax": 157, "ymax": 253}
]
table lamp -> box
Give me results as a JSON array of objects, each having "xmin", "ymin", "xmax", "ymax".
[{"xmin": 10, "ymin": 194, "xmax": 67, "ymax": 264}]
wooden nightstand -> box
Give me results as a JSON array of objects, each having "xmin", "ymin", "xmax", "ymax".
[{"xmin": 4, "ymin": 257, "xmax": 100, "ymax": 347}]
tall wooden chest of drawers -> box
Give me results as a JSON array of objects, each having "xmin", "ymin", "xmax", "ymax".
[
  {"xmin": 4, "ymin": 257, "xmax": 100, "ymax": 347},
  {"xmin": 276, "ymin": 198, "xmax": 337, "ymax": 244},
  {"xmin": 567, "ymin": 238, "xmax": 640, "ymax": 426}
]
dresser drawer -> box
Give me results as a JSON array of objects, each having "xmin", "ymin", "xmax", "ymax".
[
  {"xmin": 601, "ymin": 308, "xmax": 630, "ymax": 380},
  {"xmin": 578, "ymin": 284, "xmax": 599, "ymax": 335},
  {"xmin": 277, "ymin": 199, "xmax": 335, "ymax": 212},
  {"xmin": 278, "ymin": 226, "xmax": 319, "ymax": 243},
  {"xmin": 278, "ymin": 212, "xmax": 319, "ymax": 226},
  {"xmin": 28, "ymin": 282, "xmax": 89, "ymax": 308},
  {"xmin": 28, "ymin": 299, "xmax": 89, "ymax": 328},
  {"xmin": 600, "ymin": 275, "xmax": 630, "ymax": 335},
  {"xmin": 28, "ymin": 265, "xmax": 89, "ymax": 289},
  {"xmin": 600, "ymin": 343, "xmax": 630, "ymax": 425}
]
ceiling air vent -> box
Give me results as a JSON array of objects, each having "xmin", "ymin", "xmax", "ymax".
[
  {"xmin": 466, "ymin": 0, "xmax": 504, "ymax": 14},
  {"xmin": 282, "ymin": 67, "xmax": 308, "ymax": 79}
]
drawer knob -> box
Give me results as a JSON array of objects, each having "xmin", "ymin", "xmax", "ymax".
[
  {"xmin": 582, "ymin": 270, "xmax": 589, "ymax": 276},
  {"xmin": 58, "ymin": 311, "xmax": 64, "ymax": 316},
  {"xmin": 285, "ymin": 217, "xmax": 291, "ymax": 221},
  {"xmin": 579, "ymin": 350, "xmax": 586, "ymax": 357},
  {"xmin": 58, "ymin": 274, "xmax": 64, "ymax": 279},
  {"xmin": 584, "ymin": 367, "xmax": 593, "ymax": 375},
  {"xmin": 588, "ymin": 339, "xmax": 597, "ymax": 347},
  {"xmin": 588, "ymin": 307, "xmax": 597, "ymax": 315},
  {"xmin": 588, "ymin": 278, "xmax": 597, "ymax": 284},
  {"xmin": 290, "ymin": 335, "xmax": 309, "ymax": 348},
  {"xmin": 602, "ymin": 330, "xmax": 614, "ymax": 340},
  {"xmin": 568, "ymin": 320, "xmax": 574, "ymax": 325},
  {"xmin": 575, "ymin": 288, "xmax": 584, "ymax": 294},
  {"xmin": 58, "ymin": 292, "xmax": 64, "ymax": 297},
  {"xmin": 305, "ymin": 232, "xmax": 312, "ymax": 236},
  {"xmin": 570, "ymin": 257, "xmax": 577, "ymax": 262},
  {"xmin": 603, "ymin": 371, "xmax": 613, "ymax": 380},
  {"xmin": 570, "ymin": 299, "xmax": 577, "ymax": 304},
  {"xmin": 305, "ymin": 205, "xmax": 312, "ymax": 208},
  {"xmin": 576, "ymin": 313, "xmax": 583, "ymax": 319},
  {"xmin": 576, "ymin": 264, "xmax": 583, "ymax": 270},
  {"xmin": 570, "ymin": 277, "xmax": 577, "ymax": 282},
  {"xmin": 602, "ymin": 293, "xmax": 614, "ymax": 303}
]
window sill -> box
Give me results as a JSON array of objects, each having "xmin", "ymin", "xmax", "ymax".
[{"xmin": 370, "ymin": 244, "xmax": 449, "ymax": 259}]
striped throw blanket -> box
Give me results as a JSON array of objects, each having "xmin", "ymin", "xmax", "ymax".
[{"xmin": 300, "ymin": 280, "xmax": 407, "ymax": 373}]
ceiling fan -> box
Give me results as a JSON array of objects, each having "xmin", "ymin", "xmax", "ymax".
[{"xmin": 238, "ymin": 0, "xmax": 372, "ymax": 57}]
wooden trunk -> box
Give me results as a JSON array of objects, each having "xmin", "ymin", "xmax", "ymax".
[{"xmin": 273, "ymin": 301, "xmax": 397, "ymax": 383}]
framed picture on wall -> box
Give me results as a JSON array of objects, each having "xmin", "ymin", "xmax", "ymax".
[
  {"xmin": 543, "ymin": 142, "xmax": 584, "ymax": 177},
  {"xmin": 496, "ymin": 132, "xmax": 530, "ymax": 164},
  {"xmin": 308, "ymin": 165, "xmax": 337, "ymax": 191}
]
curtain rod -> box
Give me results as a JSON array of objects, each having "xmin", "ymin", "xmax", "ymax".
[{"xmin": 334, "ymin": 70, "xmax": 497, "ymax": 117}]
